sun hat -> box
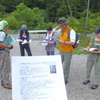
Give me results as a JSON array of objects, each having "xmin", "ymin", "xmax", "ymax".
[
  {"xmin": 0, "ymin": 20, "xmax": 8, "ymax": 30},
  {"xmin": 58, "ymin": 17, "xmax": 69, "ymax": 26},
  {"xmin": 94, "ymin": 26, "xmax": 100, "ymax": 34},
  {"xmin": 20, "ymin": 24, "xmax": 28, "ymax": 31},
  {"xmin": 46, "ymin": 26, "xmax": 52, "ymax": 31}
]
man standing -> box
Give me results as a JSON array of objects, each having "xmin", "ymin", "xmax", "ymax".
[
  {"xmin": 0, "ymin": 20, "xmax": 12, "ymax": 89},
  {"xmin": 54, "ymin": 17, "xmax": 76, "ymax": 84}
]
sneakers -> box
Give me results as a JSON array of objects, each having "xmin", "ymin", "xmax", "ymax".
[
  {"xmin": 91, "ymin": 85, "xmax": 98, "ymax": 89},
  {"xmin": 3, "ymin": 83, "xmax": 12, "ymax": 89},
  {"xmin": 83, "ymin": 80, "xmax": 90, "ymax": 85}
]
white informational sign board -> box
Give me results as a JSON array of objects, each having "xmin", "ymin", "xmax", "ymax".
[{"xmin": 12, "ymin": 55, "xmax": 68, "ymax": 100}]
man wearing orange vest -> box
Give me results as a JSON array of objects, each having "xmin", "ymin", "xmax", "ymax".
[{"xmin": 54, "ymin": 17, "xmax": 76, "ymax": 84}]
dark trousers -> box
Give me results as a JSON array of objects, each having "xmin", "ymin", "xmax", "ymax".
[
  {"xmin": 20, "ymin": 44, "xmax": 32, "ymax": 56},
  {"xmin": 46, "ymin": 51, "xmax": 54, "ymax": 55}
]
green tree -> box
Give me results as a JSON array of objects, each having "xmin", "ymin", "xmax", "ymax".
[
  {"xmin": 56, "ymin": 5, "xmax": 68, "ymax": 20},
  {"xmin": 0, "ymin": 4, "xmax": 6, "ymax": 18},
  {"xmin": 2, "ymin": 3, "xmax": 48, "ymax": 30}
]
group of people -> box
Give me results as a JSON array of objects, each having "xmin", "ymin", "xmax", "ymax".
[
  {"xmin": 44, "ymin": 17, "xmax": 100, "ymax": 90},
  {"xmin": 0, "ymin": 17, "xmax": 100, "ymax": 90}
]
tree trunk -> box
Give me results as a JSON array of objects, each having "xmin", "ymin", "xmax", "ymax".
[{"xmin": 67, "ymin": 0, "xmax": 73, "ymax": 16}]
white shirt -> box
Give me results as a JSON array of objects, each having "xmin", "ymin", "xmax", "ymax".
[
  {"xmin": 22, "ymin": 33, "xmax": 26, "ymax": 38},
  {"xmin": 53, "ymin": 29, "xmax": 76, "ymax": 43}
]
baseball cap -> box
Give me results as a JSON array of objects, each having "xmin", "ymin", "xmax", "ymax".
[
  {"xmin": 0, "ymin": 20, "xmax": 8, "ymax": 30},
  {"xmin": 58, "ymin": 17, "xmax": 69, "ymax": 26},
  {"xmin": 46, "ymin": 26, "xmax": 52, "ymax": 31},
  {"xmin": 94, "ymin": 26, "xmax": 100, "ymax": 34}
]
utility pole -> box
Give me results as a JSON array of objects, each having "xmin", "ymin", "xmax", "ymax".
[{"xmin": 85, "ymin": 0, "xmax": 90, "ymax": 36}]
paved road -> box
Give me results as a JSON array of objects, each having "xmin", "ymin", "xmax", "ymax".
[{"xmin": 0, "ymin": 34, "xmax": 100, "ymax": 100}]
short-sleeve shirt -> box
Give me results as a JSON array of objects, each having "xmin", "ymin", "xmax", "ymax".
[{"xmin": 0, "ymin": 31, "xmax": 6, "ymax": 42}]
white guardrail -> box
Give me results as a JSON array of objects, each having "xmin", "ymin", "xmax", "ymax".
[
  {"xmin": 9, "ymin": 29, "xmax": 61, "ymax": 35},
  {"xmin": 28, "ymin": 30, "xmax": 47, "ymax": 34},
  {"xmin": 8, "ymin": 30, "xmax": 47, "ymax": 34}
]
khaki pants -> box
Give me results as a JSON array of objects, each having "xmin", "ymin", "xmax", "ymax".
[
  {"xmin": 60, "ymin": 51, "xmax": 72, "ymax": 81},
  {"xmin": 86, "ymin": 53, "xmax": 100, "ymax": 85},
  {"xmin": 0, "ymin": 50, "xmax": 11, "ymax": 85}
]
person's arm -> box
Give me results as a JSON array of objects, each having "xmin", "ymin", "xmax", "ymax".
[
  {"xmin": 57, "ymin": 40, "xmax": 74, "ymax": 45},
  {"xmin": 0, "ymin": 32, "xmax": 12, "ymax": 49},
  {"xmin": 0, "ymin": 41, "xmax": 12, "ymax": 49},
  {"xmin": 16, "ymin": 33, "xmax": 23, "ymax": 42},
  {"xmin": 53, "ymin": 26, "xmax": 61, "ymax": 30},
  {"xmin": 96, "ymin": 50, "xmax": 100, "ymax": 54},
  {"xmin": 52, "ymin": 26, "xmax": 61, "ymax": 35},
  {"xmin": 57, "ymin": 30, "xmax": 75, "ymax": 45},
  {"xmin": 84, "ymin": 43, "xmax": 91, "ymax": 50},
  {"xmin": 83, "ymin": 43, "xmax": 97, "ymax": 53},
  {"xmin": 88, "ymin": 43, "xmax": 100, "ymax": 54}
]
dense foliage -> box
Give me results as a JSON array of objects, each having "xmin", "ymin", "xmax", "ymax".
[{"xmin": 0, "ymin": 0, "xmax": 100, "ymax": 34}]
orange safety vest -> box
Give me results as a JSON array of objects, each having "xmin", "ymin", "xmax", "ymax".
[{"xmin": 59, "ymin": 26, "xmax": 73, "ymax": 52}]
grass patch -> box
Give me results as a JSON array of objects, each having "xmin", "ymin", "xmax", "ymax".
[{"xmin": 55, "ymin": 35, "xmax": 91, "ymax": 54}]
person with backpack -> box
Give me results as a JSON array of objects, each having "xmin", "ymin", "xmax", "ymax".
[
  {"xmin": 16, "ymin": 24, "xmax": 32, "ymax": 56},
  {"xmin": 83, "ymin": 26, "xmax": 100, "ymax": 89},
  {"xmin": 53, "ymin": 17, "xmax": 76, "ymax": 84},
  {"xmin": 44, "ymin": 26, "xmax": 56, "ymax": 55},
  {"xmin": 0, "ymin": 20, "xmax": 13, "ymax": 89}
]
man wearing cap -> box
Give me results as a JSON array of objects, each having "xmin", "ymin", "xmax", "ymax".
[
  {"xmin": 53, "ymin": 17, "xmax": 76, "ymax": 84},
  {"xmin": 0, "ymin": 20, "xmax": 12, "ymax": 89},
  {"xmin": 83, "ymin": 26, "xmax": 100, "ymax": 89}
]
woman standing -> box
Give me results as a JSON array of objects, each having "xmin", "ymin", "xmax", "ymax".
[
  {"xmin": 44, "ymin": 26, "xmax": 56, "ymax": 55},
  {"xmin": 17, "ymin": 24, "xmax": 32, "ymax": 56},
  {"xmin": 83, "ymin": 26, "xmax": 100, "ymax": 89}
]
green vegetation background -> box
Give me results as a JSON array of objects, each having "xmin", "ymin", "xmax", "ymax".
[
  {"xmin": 0, "ymin": 1, "xmax": 99, "ymax": 54},
  {"xmin": 0, "ymin": 2, "xmax": 100, "ymax": 34}
]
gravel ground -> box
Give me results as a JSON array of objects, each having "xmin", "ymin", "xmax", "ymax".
[{"xmin": 0, "ymin": 34, "xmax": 100, "ymax": 100}]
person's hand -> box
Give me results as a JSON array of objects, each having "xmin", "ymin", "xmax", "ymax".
[
  {"xmin": 20, "ymin": 40, "xmax": 23, "ymax": 42},
  {"xmin": 48, "ymin": 42, "xmax": 50, "ymax": 44},
  {"xmin": 8, "ymin": 43, "xmax": 12, "ymax": 49},
  {"xmin": 83, "ymin": 48, "xmax": 88, "ymax": 51},
  {"xmin": 57, "ymin": 40, "xmax": 63, "ymax": 44},
  {"xmin": 89, "ymin": 50, "xmax": 97, "ymax": 54},
  {"xmin": 10, "ymin": 45, "xmax": 13, "ymax": 49},
  {"xmin": 27, "ymin": 42, "xmax": 29, "ymax": 44}
]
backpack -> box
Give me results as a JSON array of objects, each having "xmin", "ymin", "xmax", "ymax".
[
  {"xmin": 46, "ymin": 32, "xmax": 56, "ymax": 47},
  {"xmin": 68, "ymin": 27, "xmax": 79, "ymax": 49}
]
